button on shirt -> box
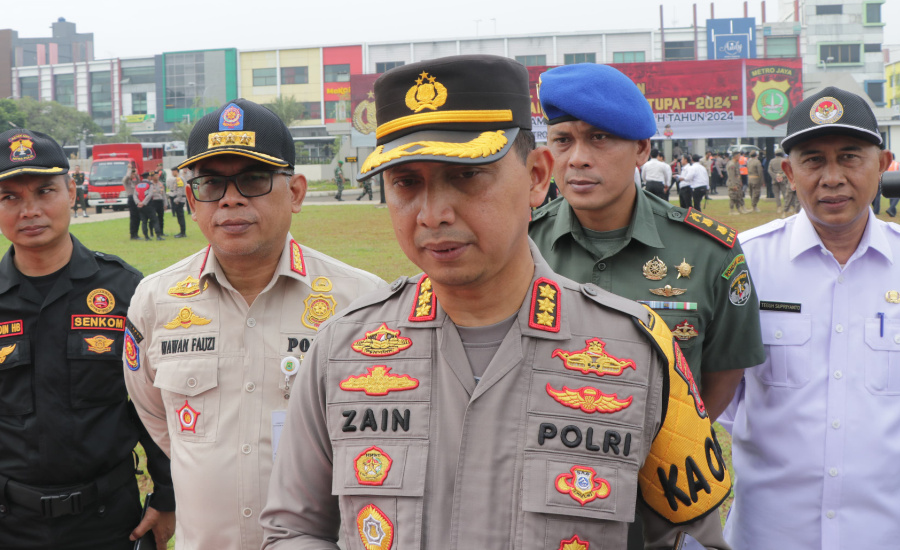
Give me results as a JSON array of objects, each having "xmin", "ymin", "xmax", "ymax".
[
  {"xmin": 125, "ymin": 235, "xmax": 384, "ymax": 550},
  {"xmin": 721, "ymin": 209, "xmax": 900, "ymax": 549},
  {"xmin": 640, "ymin": 158, "xmax": 672, "ymax": 184}
]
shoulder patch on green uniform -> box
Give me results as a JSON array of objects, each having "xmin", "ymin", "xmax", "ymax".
[
  {"xmin": 682, "ymin": 207, "xmax": 737, "ymax": 249},
  {"xmin": 632, "ymin": 312, "xmax": 732, "ymax": 525},
  {"xmin": 721, "ymin": 254, "xmax": 746, "ymax": 279}
]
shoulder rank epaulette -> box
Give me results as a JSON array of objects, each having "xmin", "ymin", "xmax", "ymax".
[
  {"xmin": 290, "ymin": 239, "xmax": 306, "ymax": 276},
  {"xmin": 682, "ymin": 207, "xmax": 737, "ymax": 249},
  {"xmin": 408, "ymin": 276, "xmax": 436, "ymax": 322},
  {"xmin": 529, "ymin": 277, "xmax": 561, "ymax": 332}
]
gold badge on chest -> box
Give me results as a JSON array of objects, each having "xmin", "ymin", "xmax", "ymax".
[
  {"xmin": 302, "ymin": 293, "xmax": 337, "ymax": 330},
  {"xmin": 642, "ymin": 256, "xmax": 667, "ymax": 280}
]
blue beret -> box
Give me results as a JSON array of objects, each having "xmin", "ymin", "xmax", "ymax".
[{"xmin": 539, "ymin": 64, "xmax": 657, "ymax": 140}]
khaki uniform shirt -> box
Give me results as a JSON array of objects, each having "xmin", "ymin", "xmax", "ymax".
[
  {"xmin": 125, "ymin": 235, "xmax": 385, "ymax": 550},
  {"xmin": 767, "ymin": 157, "xmax": 786, "ymax": 183},
  {"xmin": 529, "ymin": 191, "xmax": 764, "ymax": 385},
  {"xmin": 260, "ymin": 244, "xmax": 731, "ymax": 550},
  {"xmin": 746, "ymin": 158, "xmax": 764, "ymax": 184},
  {"xmin": 725, "ymin": 160, "xmax": 741, "ymax": 188}
]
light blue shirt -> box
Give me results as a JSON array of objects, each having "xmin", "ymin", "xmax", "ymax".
[{"xmin": 720, "ymin": 208, "xmax": 900, "ymax": 549}]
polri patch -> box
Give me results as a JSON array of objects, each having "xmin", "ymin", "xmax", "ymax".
[
  {"xmin": 71, "ymin": 314, "xmax": 125, "ymax": 331},
  {"xmin": 409, "ymin": 276, "xmax": 436, "ymax": 321},
  {"xmin": 529, "ymin": 277, "xmax": 561, "ymax": 332},
  {"xmin": 354, "ymin": 446, "xmax": 393, "ymax": 486},
  {"xmin": 555, "ymin": 465, "xmax": 611, "ymax": 506},
  {"xmin": 302, "ymin": 294, "xmax": 337, "ymax": 330},
  {"xmin": 759, "ymin": 300, "xmax": 802, "ymax": 313},
  {"xmin": 357, "ymin": 504, "xmax": 394, "ymax": 550},
  {"xmin": 721, "ymin": 254, "xmax": 745, "ymax": 279},
  {"xmin": 546, "ymin": 383, "xmax": 633, "ymax": 414},
  {"xmin": 552, "ymin": 338, "xmax": 636, "ymax": 377},
  {"xmin": 339, "ymin": 365, "xmax": 419, "ymax": 396},
  {"xmin": 0, "ymin": 319, "xmax": 24, "ymax": 338},
  {"xmin": 124, "ymin": 328, "xmax": 140, "ymax": 371},
  {"xmin": 351, "ymin": 324, "xmax": 412, "ymax": 357},
  {"xmin": 219, "ymin": 103, "xmax": 244, "ymax": 131}
]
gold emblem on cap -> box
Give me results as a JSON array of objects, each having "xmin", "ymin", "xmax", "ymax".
[
  {"xmin": 810, "ymin": 96, "xmax": 844, "ymax": 125},
  {"xmin": 650, "ymin": 285, "xmax": 686, "ymax": 297},
  {"xmin": 886, "ymin": 290, "xmax": 900, "ymax": 304},
  {"xmin": 405, "ymin": 71, "xmax": 448, "ymax": 113},
  {"xmin": 642, "ymin": 256, "xmax": 667, "ymax": 281},
  {"xmin": 208, "ymin": 131, "xmax": 256, "ymax": 148},
  {"xmin": 675, "ymin": 259, "xmax": 693, "ymax": 279},
  {"xmin": 312, "ymin": 276, "xmax": 333, "ymax": 292}
]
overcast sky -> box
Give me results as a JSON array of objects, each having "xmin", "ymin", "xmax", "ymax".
[{"xmin": 6, "ymin": 0, "xmax": 900, "ymax": 60}]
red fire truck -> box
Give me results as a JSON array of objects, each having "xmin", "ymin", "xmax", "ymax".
[{"xmin": 86, "ymin": 143, "xmax": 164, "ymax": 214}]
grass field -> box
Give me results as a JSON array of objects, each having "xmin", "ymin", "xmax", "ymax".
[{"xmin": 4, "ymin": 194, "xmax": 897, "ymax": 538}]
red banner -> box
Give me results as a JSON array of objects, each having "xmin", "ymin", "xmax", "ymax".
[{"xmin": 350, "ymin": 73, "xmax": 380, "ymax": 147}]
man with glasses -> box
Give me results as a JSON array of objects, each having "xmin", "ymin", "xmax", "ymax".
[{"xmin": 124, "ymin": 99, "xmax": 384, "ymax": 550}]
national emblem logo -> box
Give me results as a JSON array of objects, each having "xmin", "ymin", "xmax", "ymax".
[
  {"xmin": 357, "ymin": 504, "xmax": 394, "ymax": 550},
  {"xmin": 551, "ymin": 338, "xmax": 636, "ymax": 377},
  {"xmin": 354, "ymin": 446, "xmax": 393, "ymax": 486},
  {"xmin": 545, "ymin": 383, "xmax": 633, "ymax": 414},
  {"xmin": 405, "ymin": 71, "xmax": 448, "ymax": 113},
  {"xmin": 810, "ymin": 96, "xmax": 843, "ymax": 125},
  {"xmin": 351, "ymin": 324, "xmax": 413, "ymax": 357},
  {"xmin": 87, "ymin": 289, "xmax": 115, "ymax": 314},
  {"xmin": 555, "ymin": 465, "xmax": 611, "ymax": 506},
  {"xmin": 339, "ymin": 365, "xmax": 419, "ymax": 396}
]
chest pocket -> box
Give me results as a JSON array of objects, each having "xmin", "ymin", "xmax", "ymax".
[
  {"xmin": 0, "ymin": 338, "xmax": 33, "ymax": 415},
  {"xmin": 331, "ymin": 441, "xmax": 427, "ymax": 550},
  {"xmin": 519, "ymin": 453, "xmax": 636, "ymax": 549},
  {"xmin": 755, "ymin": 313, "xmax": 812, "ymax": 388},
  {"xmin": 67, "ymin": 331, "xmax": 125, "ymax": 408},
  {"xmin": 864, "ymin": 318, "xmax": 900, "ymax": 395},
  {"xmin": 657, "ymin": 312, "xmax": 702, "ymax": 351},
  {"xmin": 153, "ymin": 358, "xmax": 220, "ymax": 442}
]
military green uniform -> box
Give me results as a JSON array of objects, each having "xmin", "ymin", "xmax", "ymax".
[
  {"xmin": 334, "ymin": 163, "xmax": 345, "ymax": 200},
  {"xmin": 529, "ymin": 190, "xmax": 764, "ymax": 389}
]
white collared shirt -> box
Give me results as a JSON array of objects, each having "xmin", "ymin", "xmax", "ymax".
[
  {"xmin": 721, "ymin": 209, "xmax": 900, "ymax": 550},
  {"xmin": 681, "ymin": 163, "xmax": 709, "ymax": 190},
  {"xmin": 641, "ymin": 158, "xmax": 672, "ymax": 184}
]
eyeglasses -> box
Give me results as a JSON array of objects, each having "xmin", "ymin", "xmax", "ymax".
[{"xmin": 188, "ymin": 170, "xmax": 293, "ymax": 202}]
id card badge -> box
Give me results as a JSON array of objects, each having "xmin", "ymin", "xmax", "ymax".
[{"xmin": 271, "ymin": 410, "xmax": 287, "ymax": 460}]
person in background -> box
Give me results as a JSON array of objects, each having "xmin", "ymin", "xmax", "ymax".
[
  {"xmin": 640, "ymin": 148, "xmax": 672, "ymax": 201},
  {"xmin": 149, "ymin": 171, "xmax": 166, "ymax": 238},
  {"xmin": 70, "ymin": 165, "xmax": 89, "ymax": 218},
  {"xmin": 123, "ymin": 167, "xmax": 141, "ymax": 240},
  {"xmin": 746, "ymin": 151, "xmax": 765, "ymax": 212},
  {"xmin": 135, "ymin": 172, "xmax": 162, "ymax": 241},
  {"xmin": 884, "ymin": 152, "xmax": 899, "ymax": 217},
  {"xmin": 170, "ymin": 167, "xmax": 187, "ymax": 238},
  {"xmin": 768, "ymin": 150, "xmax": 789, "ymax": 217}
]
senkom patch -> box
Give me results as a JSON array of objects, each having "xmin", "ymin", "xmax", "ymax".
[{"xmin": 634, "ymin": 306, "xmax": 731, "ymax": 524}]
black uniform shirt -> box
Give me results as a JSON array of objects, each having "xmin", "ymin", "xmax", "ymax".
[{"xmin": 0, "ymin": 236, "xmax": 173, "ymax": 509}]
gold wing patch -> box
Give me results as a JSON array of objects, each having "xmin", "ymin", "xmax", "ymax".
[
  {"xmin": 163, "ymin": 307, "xmax": 212, "ymax": 329},
  {"xmin": 0, "ymin": 343, "xmax": 16, "ymax": 364},
  {"xmin": 545, "ymin": 383, "xmax": 633, "ymax": 414}
]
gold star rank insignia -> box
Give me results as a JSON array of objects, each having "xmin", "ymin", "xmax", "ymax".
[
  {"xmin": 529, "ymin": 278, "xmax": 561, "ymax": 332},
  {"xmin": 642, "ymin": 256, "xmax": 668, "ymax": 280},
  {"xmin": 84, "ymin": 334, "xmax": 115, "ymax": 354},
  {"xmin": 409, "ymin": 276, "xmax": 436, "ymax": 321},
  {"xmin": 163, "ymin": 307, "xmax": 212, "ymax": 329},
  {"xmin": 675, "ymin": 259, "xmax": 693, "ymax": 279}
]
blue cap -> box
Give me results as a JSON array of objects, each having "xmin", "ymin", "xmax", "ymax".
[{"xmin": 539, "ymin": 64, "xmax": 656, "ymax": 140}]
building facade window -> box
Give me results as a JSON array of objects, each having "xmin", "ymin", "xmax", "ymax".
[
  {"xmin": 865, "ymin": 81, "xmax": 885, "ymax": 105},
  {"xmin": 324, "ymin": 64, "xmax": 350, "ymax": 83},
  {"xmin": 253, "ymin": 68, "xmax": 276, "ymax": 86},
  {"xmin": 514, "ymin": 55, "xmax": 547, "ymax": 66},
  {"xmin": 815, "ymin": 5, "xmax": 842, "ymax": 15},
  {"xmin": 165, "ymin": 52, "xmax": 205, "ymax": 110},
  {"xmin": 325, "ymin": 100, "xmax": 349, "ymax": 120},
  {"xmin": 864, "ymin": 43, "xmax": 882, "ymax": 53},
  {"xmin": 19, "ymin": 77, "xmax": 39, "ymax": 100},
  {"xmin": 54, "ymin": 74, "xmax": 75, "ymax": 106},
  {"xmin": 375, "ymin": 61, "xmax": 405, "ymax": 73},
  {"xmin": 132, "ymin": 92, "xmax": 148, "ymax": 115},
  {"xmin": 281, "ymin": 66, "xmax": 308, "ymax": 85},
  {"xmin": 766, "ymin": 37, "xmax": 798, "ymax": 58},
  {"xmin": 664, "ymin": 41, "xmax": 695, "ymax": 60},
  {"xmin": 612, "ymin": 51, "xmax": 645, "ymax": 63},
  {"xmin": 864, "ymin": 1, "xmax": 884, "ymax": 25},
  {"xmin": 90, "ymin": 71, "xmax": 113, "ymax": 132},
  {"xmin": 819, "ymin": 43, "xmax": 861, "ymax": 65},
  {"xmin": 564, "ymin": 53, "xmax": 597, "ymax": 65},
  {"xmin": 300, "ymin": 102, "xmax": 322, "ymax": 120},
  {"xmin": 122, "ymin": 66, "xmax": 156, "ymax": 85}
]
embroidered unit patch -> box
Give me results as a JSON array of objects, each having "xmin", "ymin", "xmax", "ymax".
[
  {"xmin": 672, "ymin": 320, "xmax": 699, "ymax": 341},
  {"xmin": 354, "ymin": 446, "xmax": 393, "ymax": 486},
  {"xmin": 163, "ymin": 307, "xmax": 212, "ymax": 329},
  {"xmin": 409, "ymin": 276, "xmax": 436, "ymax": 321},
  {"xmin": 0, "ymin": 343, "xmax": 17, "ymax": 364},
  {"xmin": 351, "ymin": 324, "xmax": 413, "ymax": 357},
  {"xmin": 176, "ymin": 400, "xmax": 200, "ymax": 433},
  {"xmin": 339, "ymin": 365, "xmax": 420, "ymax": 396},
  {"xmin": 557, "ymin": 535, "xmax": 590, "ymax": 550},
  {"xmin": 124, "ymin": 328, "xmax": 140, "ymax": 371},
  {"xmin": 728, "ymin": 270, "xmax": 752, "ymax": 306},
  {"xmin": 302, "ymin": 293, "xmax": 337, "ymax": 330},
  {"xmin": 0, "ymin": 319, "xmax": 24, "ymax": 338},
  {"xmin": 552, "ymin": 338, "xmax": 636, "ymax": 377},
  {"xmin": 546, "ymin": 383, "xmax": 633, "ymax": 414},
  {"xmin": 555, "ymin": 465, "xmax": 611, "ymax": 506},
  {"xmin": 8, "ymin": 134, "xmax": 35, "ymax": 162},
  {"xmin": 357, "ymin": 504, "xmax": 394, "ymax": 550},
  {"xmin": 721, "ymin": 254, "xmax": 745, "ymax": 279},
  {"xmin": 87, "ymin": 289, "xmax": 115, "ymax": 314},
  {"xmin": 71, "ymin": 314, "xmax": 126, "ymax": 331},
  {"xmin": 529, "ymin": 277, "xmax": 561, "ymax": 332},
  {"xmin": 84, "ymin": 334, "xmax": 115, "ymax": 354},
  {"xmin": 167, "ymin": 275, "xmax": 207, "ymax": 298}
]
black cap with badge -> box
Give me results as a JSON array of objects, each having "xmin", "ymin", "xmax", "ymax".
[
  {"xmin": 781, "ymin": 86, "xmax": 884, "ymax": 154},
  {"xmin": 177, "ymin": 98, "xmax": 295, "ymax": 170},
  {"xmin": 0, "ymin": 128, "xmax": 69, "ymax": 181},
  {"xmin": 358, "ymin": 55, "xmax": 532, "ymax": 180}
]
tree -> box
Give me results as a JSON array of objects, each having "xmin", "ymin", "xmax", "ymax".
[
  {"xmin": 265, "ymin": 96, "xmax": 307, "ymax": 126},
  {"xmin": 0, "ymin": 99, "xmax": 27, "ymax": 130},
  {"xmin": 13, "ymin": 97, "xmax": 103, "ymax": 146}
]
